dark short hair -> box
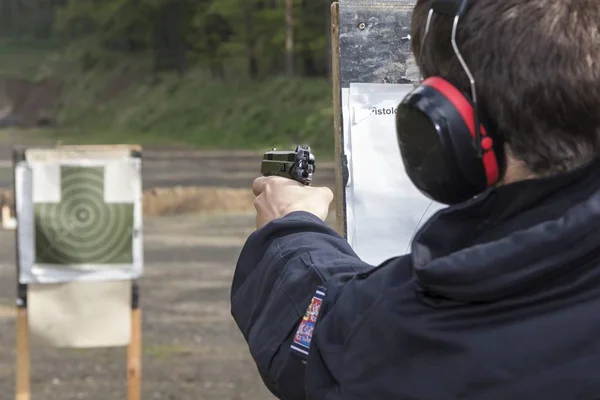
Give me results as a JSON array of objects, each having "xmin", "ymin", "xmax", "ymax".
[{"xmin": 410, "ymin": 0, "xmax": 600, "ymax": 176}]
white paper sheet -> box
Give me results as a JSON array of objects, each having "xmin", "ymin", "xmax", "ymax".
[
  {"xmin": 29, "ymin": 280, "xmax": 131, "ymax": 348},
  {"xmin": 344, "ymin": 83, "xmax": 445, "ymax": 266}
]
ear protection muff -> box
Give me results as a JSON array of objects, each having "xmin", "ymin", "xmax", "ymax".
[
  {"xmin": 395, "ymin": 0, "xmax": 505, "ymax": 205},
  {"xmin": 396, "ymin": 77, "xmax": 505, "ymax": 204}
]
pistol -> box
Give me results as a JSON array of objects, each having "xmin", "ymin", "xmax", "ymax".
[{"xmin": 261, "ymin": 145, "xmax": 316, "ymax": 186}]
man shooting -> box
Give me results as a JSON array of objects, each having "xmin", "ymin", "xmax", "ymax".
[{"xmin": 231, "ymin": 0, "xmax": 600, "ymax": 398}]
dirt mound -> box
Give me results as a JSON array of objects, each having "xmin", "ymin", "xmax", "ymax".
[
  {"xmin": 143, "ymin": 186, "xmax": 255, "ymax": 216},
  {"xmin": 142, "ymin": 186, "xmax": 337, "ymax": 216},
  {"xmin": 0, "ymin": 187, "xmax": 256, "ymax": 217},
  {"xmin": 0, "ymin": 77, "xmax": 62, "ymax": 127},
  {"xmin": 0, "ymin": 186, "xmax": 337, "ymax": 217}
]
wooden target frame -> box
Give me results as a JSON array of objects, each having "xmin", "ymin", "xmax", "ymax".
[{"xmin": 13, "ymin": 145, "xmax": 143, "ymax": 400}]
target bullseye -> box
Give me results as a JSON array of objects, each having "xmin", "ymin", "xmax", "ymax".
[{"xmin": 76, "ymin": 209, "xmax": 89, "ymax": 222}]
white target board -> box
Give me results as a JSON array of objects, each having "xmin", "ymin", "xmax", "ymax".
[
  {"xmin": 15, "ymin": 147, "xmax": 143, "ymax": 284},
  {"xmin": 333, "ymin": 0, "xmax": 446, "ymax": 266}
]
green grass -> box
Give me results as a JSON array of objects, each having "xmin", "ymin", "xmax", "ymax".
[
  {"xmin": 0, "ymin": 39, "xmax": 62, "ymax": 80},
  {"xmin": 0, "ymin": 41, "xmax": 335, "ymax": 158},
  {"xmin": 144, "ymin": 344, "xmax": 192, "ymax": 360},
  {"xmin": 56, "ymin": 71, "xmax": 335, "ymax": 156}
]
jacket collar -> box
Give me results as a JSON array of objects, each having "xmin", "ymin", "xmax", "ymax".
[{"xmin": 411, "ymin": 158, "xmax": 600, "ymax": 303}]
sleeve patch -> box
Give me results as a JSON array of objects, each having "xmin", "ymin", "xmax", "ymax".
[{"xmin": 290, "ymin": 287, "xmax": 326, "ymax": 359}]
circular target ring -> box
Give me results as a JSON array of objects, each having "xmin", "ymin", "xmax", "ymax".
[{"xmin": 34, "ymin": 166, "xmax": 134, "ymax": 265}]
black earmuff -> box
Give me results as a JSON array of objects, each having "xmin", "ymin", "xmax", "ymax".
[{"xmin": 395, "ymin": 0, "xmax": 505, "ymax": 205}]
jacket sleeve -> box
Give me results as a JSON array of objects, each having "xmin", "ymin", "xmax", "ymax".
[{"xmin": 230, "ymin": 211, "xmax": 374, "ymax": 399}]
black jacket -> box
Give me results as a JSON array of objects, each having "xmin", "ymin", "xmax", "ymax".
[{"xmin": 231, "ymin": 159, "xmax": 600, "ymax": 400}]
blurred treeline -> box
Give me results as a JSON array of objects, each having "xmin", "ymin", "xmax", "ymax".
[{"xmin": 0, "ymin": 0, "xmax": 332, "ymax": 80}]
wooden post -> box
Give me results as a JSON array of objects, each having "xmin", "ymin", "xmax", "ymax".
[
  {"xmin": 15, "ymin": 305, "xmax": 30, "ymax": 400},
  {"xmin": 127, "ymin": 282, "xmax": 141, "ymax": 400},
  {"xmin": 331, "ymin": 2, "xmax": 346, "ymax": 237},
  {"xmin": 14, "ymin": 147, "xmax": 30, "ymax": 400}
]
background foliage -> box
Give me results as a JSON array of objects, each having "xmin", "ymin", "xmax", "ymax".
[{"xmin": 0, "ymin": 0, "xmax": 334, "ymax": 154}]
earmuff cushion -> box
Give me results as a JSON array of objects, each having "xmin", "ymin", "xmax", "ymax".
[{"xmin": 422, "ymin": 77, "xmax": 500, "ymax": 186}]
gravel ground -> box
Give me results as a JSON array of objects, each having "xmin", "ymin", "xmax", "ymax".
[
  {"xmin": 0, "ymin": 213, "xmax": 338, "ymax": 399},
  {"xmin": 0, "ymin": 214, "xmax": 279, "ymax": 400},
  {"xmin": 0, "ymin": 129, "xmax": 338, "ymax": 399}
]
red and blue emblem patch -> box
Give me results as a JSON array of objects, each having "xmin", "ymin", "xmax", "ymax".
[{"xmin": 290, "ymin": 287, "xmax": 326, "ymax": 359}]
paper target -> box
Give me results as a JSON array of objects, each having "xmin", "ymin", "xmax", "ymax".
[
  {"xmin": 34, "ymin": 166, "xmax": 134, "ymax": 265},
  {"xmin": 15, "ymin": 147, "xmax": 143, "ymax": 284}
]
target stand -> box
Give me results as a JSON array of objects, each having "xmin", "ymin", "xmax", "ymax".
[
  {"xmin": 12, "ymin": 145, "xmax": 144, "ymax": 400},
  {"xmin": 328, "ymin": 1, "xmax": 446, "ymax": 265}
]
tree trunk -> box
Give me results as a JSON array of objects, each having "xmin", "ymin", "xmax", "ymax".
[
  {"xmin": 243, "ymin": 3, "xmax": 259, "ymax": 80},
  {"xmin": 165, "ymin": 0, "xmax": 187, "ymax": 75},
  {"xmin": 285, "ymin": 0, "xmax": 295, "ymax": 77},
  {"xmin": 1, "ymin": 0, "xmax": 14, "ymax": 36},
  {"xmin": 326, "ymin": 0, "xmax": 333, "ymax": 79}
]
